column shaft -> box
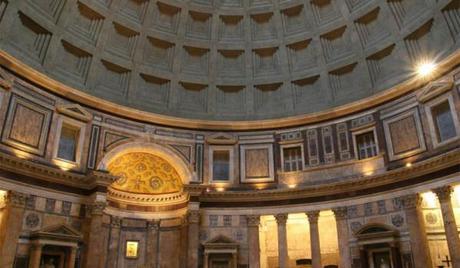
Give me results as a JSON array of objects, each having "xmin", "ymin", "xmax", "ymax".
[
  {"xmin": 28, "ymin": 244, "xmax": 43, "ymax": 268},
  {"xmin": 187, "ymin": 210, "xmax": 200, "ymax": 268},
  {"xmin": 0, "ymin": 191, "xmax": 27, "ymax": 268},
  {"xmin": 146, "ymin": 220, "xmax": 159, "ymax": 268},
  {"xmin": 402, "ymin": 194, "xmax": 432, "ymax": 268},
  {"xmin": 84, "ymin": 202, "xmax": 107, "ymax": 268},
  {"xmin": 333, "ymin": 207, "xmax": 351, "ymax": 268},
  {"xmin": 275, "ymin": 214, "xmax": 289, "ymax": 268},
  {"xmin": 66, "ymin": 247, "xmax": 77, "ymax": 268},
  {"xmin": 434, "ymin": 186, "xmax": 460, "ymax": 267},
  {"xmin": 247, "ymin": 215, "xmax": 261, "ymax": 268},
  {"xmin": 307, "ymin": 211, "xmax": 322, "ymax": 268}
]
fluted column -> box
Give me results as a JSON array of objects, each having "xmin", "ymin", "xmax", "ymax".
[
  {"xmin": 84, "ymin": 201, "xmax": 107, "ymax": 268},
  {"xmin": 0, "ymin": 191, "xmax": 27, "ymax": 268},
  {"xmin": 187, "ymin": 210, "xmax": 200, "ymax": 268},
  {"xmin": 275, "ymin": 214, "xmax": 289, "ymax": 268},
  {"xmin": 433, "ymin": 186, "xmax": 460, "ymax": 267},
  {"xmin": 106, "ymin": 216, "xmax": 121, "ymax": 268},
  {"xmin": 66, "ymin": 247, "xmax": 78, "ymax": 268},
  {"xmin": 401, "ymin": 194, "xmax": 432, "ymax": 268},
  {"xmin": 307, "ymin": 211, "xmax": 322, "ymax": 268},
  {"xmin": 247, "ymin": 215, "xmax": 261, "ymax": 268},
  {"xmin": 145, "ymin": 220, "xmax": 160, "ymax": 268},
  {"xmin": 333, "ymin": 207, "xmax": 351, "ymax": 268}
]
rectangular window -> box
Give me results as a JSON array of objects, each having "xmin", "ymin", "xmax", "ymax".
[
  {"xmin": 431, "ymin": 101, "xmax": 457, "ymax": 143},
  {"xmin": 283, "ymin": 146, "xmax": 303, "ymax": 172},
  {"xmin": 223, "ymin": 215, "xmax": 232, "ymax": 226},
  {"xmin": 356, "ymin": 131, "xmax": 378, "ymax": 160},
  {"xmin": 212, "ymin": 150, "xmax": 230, "ymax": 181},
  {"xmin": 57, "ymin": 124, "xmax": 80, "ymax": 162},
  {"xmin": 209, "ymin": 215, "xmax": 218, "ymax": 227}
]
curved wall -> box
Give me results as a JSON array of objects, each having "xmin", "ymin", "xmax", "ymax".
[{"xmin": 0, "ymin": 0, "xmax": 459, "ymax": 121}]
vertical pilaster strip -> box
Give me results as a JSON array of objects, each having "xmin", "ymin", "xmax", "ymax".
[
  {"xmin": 401, "ymin": 194, "xmax": 432, "ymax": 268},
  {"xmin": 433, "ymin": 186, "xmax": 460, "ymax": 267},
  {"xmin": 0, "ymin": 191, "xmax": 27, "ymax": 268},
  {"xmin": 333, "ymin": 207, "xmax": 351, "ymax": 268},
  {"xmin": 145, "ymin": 220, "xmax": 160, "ymax": 268},
  {"xmin": 84, "ymin": 201, "xmax": 107, "ymax": 268},
  {"xmin": 247, "ymin": 215, "xmax": 261, "ymax": 268},
  {"xmin": 187, "ymin": 210, "xmax": 200, "ymax": 268},
  {"xmin": 106, "ymin": 216, "xmax": 121, "ymax": 268}
]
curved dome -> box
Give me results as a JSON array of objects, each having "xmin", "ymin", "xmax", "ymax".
[
  {"xmin": 107, "ymin": 152, "xmax": 183, "ymax": 194},
  {"xmin": 0, "ymin": 0, "xmax": 458, "ymax": 121}
]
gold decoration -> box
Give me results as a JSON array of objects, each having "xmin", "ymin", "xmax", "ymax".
[
  {"xmin": 107, "ymin": 152, "xmax": 183, "ymax": 194},
  {"xmin": 125, "ymin": 241, "xmax": 139, "ymax": 258}
]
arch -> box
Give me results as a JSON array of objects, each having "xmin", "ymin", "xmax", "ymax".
[
  {"xmin": 98, "ymin": 142, "xmax": 196, "ymax": 185},
  {"xmin": 355, "ymin": 223, "xmax": 399, "ymax": 236}
]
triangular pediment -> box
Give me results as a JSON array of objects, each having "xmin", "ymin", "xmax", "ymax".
[
  {"xmin": 417, "ymin": 78, "xmax": 453, "ymax": 103},
  {"xmin": 206, "ymin": 133, "xmax": 237, "ymax": 145},
  {"xmin": 57, "ymin": 104, "xmax": 92, "ymax": 122},
  {"xmin": 31, "ymin": 224, "xmax": 82, "ymax": 241},
  {"xmin": 0, "ymin": 67, "xmax": 14, "ymax": 90},
  {"xmin": 205, "ymin": 235, "xmax": 237, "ymax": 245}
]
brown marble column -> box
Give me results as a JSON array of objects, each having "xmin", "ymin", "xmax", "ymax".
[
  {"xmin": 0, "ymin": 191, "xmax": 27, "ymax": 268},
  {"xmin": 275, "ymin": 214, "xmax": 289, "ymax": 268},
  {"xmin": 247, "ymin": 215, "xmax": 261, "ymax": 268},
  {"xmin": 145, "ymin": 220, "xmax": 160, "ymax": 268},
  {"xmin": 66, "ymin": 247, "xmax": 78, "ymax": 268},
  {"xmin": 106, "ymin": 216, "xmax": 121, "ymax": 268},
  {"xmin": 401, "ymin": 194, "xmax": 432, "ymax": 268},
  {"xmin": 333, "ymin": 207, "xmax": 351, "ymax": 268},
  {"xmin": 187, "ymin": 210, "xmax": 200, "ymax": 268},
  {"xmin": 84, "ymin": 201, "xmax": 107, "ymax": 268},
  {"xmin": 358, "ymin": 246, "xmax": 368, "ymax": 268},
  {"xmin": 307, "ymin": 211, "xmax": 322, "ymax": 268},
  {"xmin": 28, "ymin": 244, "xmax": 43, "ymax": 268},
  {"xmin": 433, "ymin": 186, "xmax": 460, "ymax": 267},
  {"xmin": 390, "ymin": 243, "xmax": 402, "ymax": 268}
]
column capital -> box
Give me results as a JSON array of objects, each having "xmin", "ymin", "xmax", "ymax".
[
  {"xmin": 433, "ymin": 185, "xmax": 453, "ymax": 202},
  {"xmin": 90, "ymin": 201, "xmax": 106, "ymax": 215},
  {"xmin": 306, "ymin": 210, "xmax": 320, "ymax": 223},
  {"xmin": 110, "ymin": 216, "xmax": 122, "ymax": 228},
  {"xmin": 187, "ymin": 210, "xmax": 200, "ymax": 224},
  {"xmin": 400, "ymin": 193, "xmax": 422, "ymax": 210},
  {"xmin": 5, "ymin": 191, "xmax": 27, "ymax": 208},
  {"xmin": 274, "ymin": 213, "xmax": 288, "ymax": 225},
  {"xmin": 147, "ymin": 220, "xmax": 160, "ymax": 230},
  {"xmin": 332, "ymin": 207, "xmax": 348, "ymax": 220},
  {"xmin": 246, "ymin": 215, "xmax": 260, "ymax": 227}
]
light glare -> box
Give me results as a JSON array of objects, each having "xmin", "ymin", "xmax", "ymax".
[{"xmin": 416, "ymin": 61, "xmax": 436, "ymax": 77}]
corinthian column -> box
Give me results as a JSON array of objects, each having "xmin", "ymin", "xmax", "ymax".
[
  {"xmin": 247, "ymin": 215, "xmax": 261, "ymax": 268},
  {"xmin": 146, "ymin": 220, "xmax": 160, "ymax": 268},
  {"xmin": 84, "ymin": 201, "xmax": 107, "ymax": 268},
  {"xmin": 307, "ymin": 211, "xmax": 322, "ymax": 268},
  {"xmin": 401, "ymin": 194, "xmax": 432, "ymax": 268},
  {"xmin": 433, "ymin": 186, "xmax": 460, "ymax": 267},
  {"xmin": 187, "ymin": 210, "xmax": 200, "ymax": 268},
  {"xmin": 275, "ymin": 214, "xmax": 289, "ymax": 268},
  {"xmin": 333, "ymin": 207, "xmax": 351, "ymax": 268},
  {"xmin": 0, "ymin": 191, "xmax": 27, "ymax": 268}
]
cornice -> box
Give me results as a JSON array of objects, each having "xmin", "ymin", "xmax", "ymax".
[
  {"xmin": 0, "ymin": 49, "xmax": 459, "ymax": 130},
  {"xmin": 194, "ymin": 148, "xmax": 460, "ymax": 203}
]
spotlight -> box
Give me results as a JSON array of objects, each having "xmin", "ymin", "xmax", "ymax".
[
  {"xmin": 405, "ymin": 162, "xmax": 412, "ymax": 168},
  {"xmin": 416, "ymin": 61, "xmax": 436, "ymax": 77}
]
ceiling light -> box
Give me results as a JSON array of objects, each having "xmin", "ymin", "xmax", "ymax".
[{"xmin": 416, "ymin": 61, "xmax": 436, "ymax": 77}]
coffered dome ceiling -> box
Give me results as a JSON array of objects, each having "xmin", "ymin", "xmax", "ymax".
[
  {"xmin": 107, "ymin": 152, "xmax": 183, "ymax": 195},
  {"xmin": 1, "ymin": 0, "xmax": 459, "ymax": 120}
]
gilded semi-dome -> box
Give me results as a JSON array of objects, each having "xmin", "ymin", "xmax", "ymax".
[
  {"xmin": 1, "ymin": 0, "xmax": 459, "ymax": 122},
  {"xmin": 107, "ymin": 152, "xmax": 183, "ymax": 194}
]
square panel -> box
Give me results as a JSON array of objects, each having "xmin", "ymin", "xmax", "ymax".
[{"xmin": 240, "ymin": 144, "xmax": 274, "ymax": 182}]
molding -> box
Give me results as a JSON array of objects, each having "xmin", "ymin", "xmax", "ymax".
[
  {"xmin": 56, "ymin": 103, "xmax": 92, "ymax": 122},
  {"xmin": 0, "ymin": 49, "xmax": 459, "ymax": 130}
]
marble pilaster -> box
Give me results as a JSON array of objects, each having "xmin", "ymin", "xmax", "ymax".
[
  {"xmin": 433, "ymin": 186, "xmax": 460, "ymax": 267},
  {"xmin": 28, "ymin": 244, "xmax": 43, "ymax": 268},
  {"xmin": 401, "ymin": 194, "xmax": 432, "ymax": 268},
  {"xmin": 275, "ymin": 214, "xmax": 289, "ymax": 268},
  {"xmin": 247, "ymin": 215, "xmax": 261, "ymax": 268},
  {"xmin": 66, "ymin": 247, "xmax": 78, "ymax": 268},
  {"xmin": 187, "ymin": 210, "xmax": 200, "ymax": 268},
  {"xmin": 106, "ymin": 216, "xmax": 121, "ymax": 268},
  {"xmin": 307, "ymin": 211, "xmax": 322, "ymax": 268},
  {"xmin": 333, "ymin": 207, "xmax": 351, "ymax": 268},
  {"xmin": 146, "ymin": 220, "xmax": 160, "ymax": 268},
  {"xmin": 0, "ymin": 191, "xmax": 27, "ymax": 268},
  {"xmin": 84, "ymin": 201, "xmax": 107, "ymax": 268}
]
